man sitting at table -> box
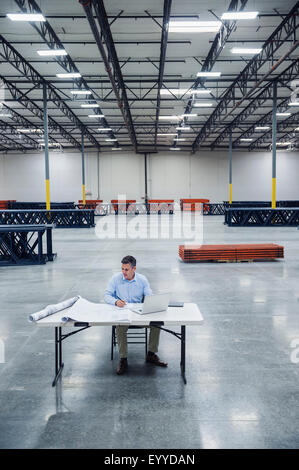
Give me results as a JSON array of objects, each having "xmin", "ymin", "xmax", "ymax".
[{"xmin": 104, "ymin": 255, "xmax": 168, "ymax": 375}]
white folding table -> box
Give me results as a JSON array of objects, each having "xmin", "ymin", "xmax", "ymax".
[{"xmin": 36, "ymin": 303, "xmax": 203, "ymax": 386}]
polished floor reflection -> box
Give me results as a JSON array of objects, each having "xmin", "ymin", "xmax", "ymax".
[{"xmin": 0, "ymin": 215, "xmax": 299, "ymax": 449}]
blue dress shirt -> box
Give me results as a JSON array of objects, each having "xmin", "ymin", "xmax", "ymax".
[{"xmin": 104, "ymin": 272, "xmax": 152, "ymax": 305}]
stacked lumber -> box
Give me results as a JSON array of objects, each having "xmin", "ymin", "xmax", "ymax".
[
  {"xmin": 78, "ymin": 199, "xmax": 103, "ymax": 209},
  {"xmin": 180, "ymin": 198, "xmax": 209, "ymax": 211},
  {"xmin": 147, "ymin": 199, "xmax": 174, "ymax": 213},
  {"xmin": 0, "ymin": 200, "xmax": 16, "ymax": 209},
  {"xmin": 179, "ymin": 244, "xmax": 284, "ymax": 262}
]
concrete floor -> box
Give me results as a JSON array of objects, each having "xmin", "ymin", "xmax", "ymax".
[{"xmin": 0, "ymin": 214, "xmax": 299, "ymax": 449}]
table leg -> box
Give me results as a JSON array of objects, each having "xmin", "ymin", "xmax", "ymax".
[
  {"xmin": 46, "ymin": 227, "xmax": 53, "ymax": 261},
  {"xmin": 52, "ymin": 327, "xmax": 64, "ymax": 387},
  {"xmin": 180, "ymin": 326, "xmax": 187, "ymax": 384}
]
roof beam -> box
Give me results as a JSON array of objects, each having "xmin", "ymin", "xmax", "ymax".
[
  {"xmin": 12, "ymin": 0, "xmax": 108, "ymax": 147},
  {"xmin": 0, "ymin": 75, "xmax": 81, "ymax": 149},
  {"xmin": 80, "ymin": 0, "xmax": 138, "ymax": 151},
  {"xmin": 154, "ymin": 0, "xmax": 172, "ymax": 147},
  {"xmin": 211, "ymin": 58, "xmax": 299, "ymax": 148},
  {"xmin": 192, "ymin": 1, "xmax": 299, "ymax": 152}
]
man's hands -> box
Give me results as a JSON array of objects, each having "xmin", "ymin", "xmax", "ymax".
[{"xmin": 115, "ymin": 300, "xmax": 126, "ymax": 308}]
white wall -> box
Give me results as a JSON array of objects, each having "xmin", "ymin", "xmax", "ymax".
[{"xmin": 0, "ymin": 148, "xmax": 299, "ymax": 203}]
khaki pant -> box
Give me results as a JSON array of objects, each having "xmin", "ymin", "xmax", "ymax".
[{"xmin": 116, "ymin": 325, "xmax": 160, "ymax": 359}]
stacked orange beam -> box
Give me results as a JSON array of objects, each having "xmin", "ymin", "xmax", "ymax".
[
  {"xmin": 148, "ymin": 199, "xmax": 174, "ymax": 212},
  {"xmin": 0, "ymin": 200, "xmax": 16, "ymax": 209},
  {"xmin": 78, "ymin": 199, "xmax": 103, "ymax": 209},
  {"xmin": 179, "ymin": 244, "xmax": 284, "ymax": 262},
  {"xmin": 180, "ymin": 198, "xmax": 210, "ymax": 211}
]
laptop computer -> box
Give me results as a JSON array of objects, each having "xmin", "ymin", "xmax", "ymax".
[{"xmin": 129, "ymin": 293, "xmax": 170, "ymax": 315}]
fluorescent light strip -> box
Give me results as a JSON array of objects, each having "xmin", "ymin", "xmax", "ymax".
[
  {"xmin": 105, "ymin": 139, "xmax": 117, "ymax": 141},
  {"xmin": 160, "ymin": 89, "xmax": 193, "ymax": 95},
  {"xmin": 169, "ymin": 147, "xmax": 181, "ymax": 150},
  {"xmin": 181, "ymin": 114, "xmax": 197, "ymax": 117},
  {"xmin": 255, "ymin": 126, "xmax": 270, "ymax": 130},
  {"xmin": 70, "ymin": 90, "xmax": 92, "ymax": 95},
  {"xmin": 169, "ymin": 21, "xmax": 221, "ymax": 33},
  {"xmin": 81, "ymin": 104, "xmax": 99, "ymax": 108},
  {"xmin": 231, "ymin": 47, "xmax": 262, "ymax": 54},
  {"xmin": 197, "ymin": 72, "xmax": 221, "ymax": 77},
  {"xmin": 157, "ymin": 133, "xmax": 177, "ymax": 136},
  {"xmin": 295, "ymin": 127, "xmax": 299, "ymax": 131},
  {"xmin": 288, "ymin": 102, "xmax": 299, "ymax": 106},
  {"xmin": 88, "ymin": 114, "xmax": 104, "ymax": 118},
  {"xmin": 56, "ymin": 72, "xmax": 81, "ymax": 78},
  {"xmin": 7, "ymin": 13, "xmax": 46, "ymax": 21},
  {"xmin": 193, "ymin": 102, "xmax": 213, "ymax": 107},
  {"xmin": 159, "ymin": 115, "xmax": 180, "ymax": 120},
  {"xmin": 276, "ymin": 142, "xmax": 291, "ymax": 146},
  {"xmin": 240, "ymin": 138, "xmax": 253, "ymax": 142},
  {"xmin": 176, "ymin": 127, "xmax": 191, "ymax": 131},
  {"xmin": 174, "ymin": 138, "xmax": 186, "ymax": 141},
  {"xmin": 169, "ymin": 26, "xmax": 221, "ymax": 33},
  {"xmin": 191, "ymin": 90, "xmax": 211, "ymax": 94},
  {"xmin": 37, "ymin": 49, "xmax": 67, "ymax": 56},
  {"xmin": 18, "ymin": 128, "xmax": 43, "ymax": 133},
  {"xmin": 276, "ymin": 112, "xmax": 291, "ymax": 116},
  {"xmin": 98, "ymin": 128, "xmax": 112, "ymax": 131},
  {"xmin": 111, "ymin": 147, "xmax": 122, "ymax": 150},
  {"xmin": 0, "ymin": 113, "xmax": 11, "ymax": 117},
  {"xmin": 221, "ymin": 11, "xmax": 259, "ymax": 20}
]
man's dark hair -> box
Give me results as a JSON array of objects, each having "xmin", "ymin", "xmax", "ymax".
[{"xmin": 121, "ymin": 255, "xmax": 136, "ymax": 267}]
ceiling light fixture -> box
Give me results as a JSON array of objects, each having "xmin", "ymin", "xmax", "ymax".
[
  {"xmin": 98, "ymin": 128, "xmax": 112, "ymax": 131},
  {"xmin": 159, "ymin": 115, "xmax": 180, "ymax": 120},
  {"xmin": 7, "ymin": 13, "xmax": 46, "ymax": 21},
  {"xmin": 88, "ymin": 114, "xmax": 104, "ymax": 118},
  {"xmin": 221, "ymin": 11, "xmax": 259, "ymax": 20},
  {"xmin": 160, "ymin": 89, "xmax": 193, "ymax": 95},
  {"xmin": 37, "ymin": 49, "xmax": 67, "ymax": 56},
  {"xmin": 231, "ymin": 47, "xmax": 262, "ymax": 54},
  {"xmin": 191, "ymin": 90, "xmax": 212, "ymax": 94},
  {"xmin": 176, "ymin": 126, "xmax": 191, "ymax": 131},
  {"xmin": 276, "ymin": 112, "xmax": 291, "ymax": 116},
  {"xmin": 197, "ymin": 71, "xmax": 221, "ymax": 77},
  {"xmin": 81, "ymin": 104, "xmax": 99, "ymax": 108},
  {"xmin": 240, "ymin": 138, "xmax": 253, "ymax": 141},
  {"xmin": 255, "ymin": 126, "xmax": 270, "ymax": 130},
  {"xmin": 169, "ymin": 147, "xmax": 181, "ymax": 150},
  {"xmin": 0, "ymin": 113, "xmax": 12, "ymax": 118},
  {"xmin": 169, "ymin": 21, "xmax": 221, "ymax": 33},
  {"xmin": 193, "ymin": 102, "xmax": 213, "ymax": 107},
  {"xmin": 56, "ymin": 72, "xmax": 81, "ymax": 78},
  {"xmin": 70, "ymin": 90, "xmax": 92, "ymax": 95}
]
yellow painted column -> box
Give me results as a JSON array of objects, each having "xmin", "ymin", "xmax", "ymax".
[
  {"xmin": 229, "ymin": 183, "xmax": 232, "ymax": 205},
  {"xmin": 46, "ymin": 179, "xmax": 51, "ymax": 211},
  {"xmin": 82, "ymin": 184, "xmax": 86, "ymax": 205},
  {"xmin": 272, "ymin": 178, "xmax": 276, "ymax": 208}
]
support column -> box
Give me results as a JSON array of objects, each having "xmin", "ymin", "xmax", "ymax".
[
  {"xmin": 229, "ymin": 129, "xmax": 232, "ymax": 204},
  {"xmin": 43, "ymin": 83, "xmax": 50, "ymax": 210},
  {"xmin": 144, "ymin": 153, "xmax": 148, "ymax": 204},
  {"xmin": 272, "ymin": 81, "xmax": 277, "ymax": 209},
  {"xmin": 81, "ymin": 133, "xmax": 86, "ymax": 205}
]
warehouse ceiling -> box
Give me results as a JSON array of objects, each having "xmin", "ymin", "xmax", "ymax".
[{"xmin": 0, "ymin": 0, "xmax": 298, "ymax": 154}]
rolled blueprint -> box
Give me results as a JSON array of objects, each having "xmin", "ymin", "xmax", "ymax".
[{"xmin": 28, "ymin": 296, "xmax": 81, "ymax": 322}]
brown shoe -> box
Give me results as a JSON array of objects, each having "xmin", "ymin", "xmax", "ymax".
[
  {"xmin": 116, "ymin": 358, "xmax": 128, "ymax": 375},
  {"xmin": 146, "ymin": 353, "xmax": 168, "ymax": 367}
]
